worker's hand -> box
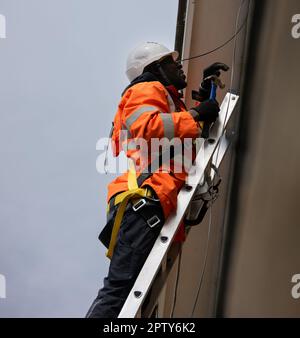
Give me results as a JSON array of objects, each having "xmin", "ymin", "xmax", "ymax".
[
  {"xmin": 198, "ymin": 62, "xmax": 229, "ymax": 101},
  {"xmin": 190, "ymin": 100, "xmax": 220, "ymax": 123},
  {"xmin": 203, "ymin": 62, "xmax": 229, "ymax": 79}
]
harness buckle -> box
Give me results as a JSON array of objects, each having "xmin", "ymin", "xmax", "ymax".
[
  {"xmin": 132, "ymin": 198, "xmax": 146, "ymax": 211},
  {"xmin": 147, "ymin": 215, "xmax": 161, "ymax": 228}
]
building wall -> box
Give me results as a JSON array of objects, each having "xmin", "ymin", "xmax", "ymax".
[
  {"xmin": 167, "ymin": 0, "xmax": 300, "ymax": 318},
  {"xmin": 223, "ymin": 0, "xmax": 300, "ymax": 317},
  {"xmin": 165, "ymin": 0, "xmax": 251, "ymax": 317}
]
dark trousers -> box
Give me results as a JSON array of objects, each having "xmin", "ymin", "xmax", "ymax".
[{"xmin": 86, "ymin": 197, "xmax": 164, "ymax": 318}]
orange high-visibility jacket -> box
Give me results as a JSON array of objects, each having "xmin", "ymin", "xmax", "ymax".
[{"xmin": 108, "ymin": 80, "xmax": 201, "ymax": 241}]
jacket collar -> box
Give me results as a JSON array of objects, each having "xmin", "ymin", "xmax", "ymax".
[
  {"xmin": 122, "ymin": 72, "xmax": 186, "ymax": 110},
  {"xmin": 121, "ymin": 72, "xmax": 158, "ymax": 96}
]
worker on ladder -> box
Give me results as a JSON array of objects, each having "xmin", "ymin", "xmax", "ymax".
[{"xmin": 86, "ymin": 42, "xmax": 221, "ymax": 318}]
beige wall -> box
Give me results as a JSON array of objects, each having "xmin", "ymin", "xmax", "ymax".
[
  {"xmin": 168, "ymin": 0, "xmax": 300, "ymax": 317},
  {"xmin": 166, "ymin": 0, "xmax": 251, "ymax": 317},
  {"xmin": 223, "ymin": 0, "xmax": 300, "ymax": 317}
]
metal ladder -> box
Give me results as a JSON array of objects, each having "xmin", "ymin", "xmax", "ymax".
[{"xmin": 119, "ymin": 92, "xmax": 239, "ymax": 318}]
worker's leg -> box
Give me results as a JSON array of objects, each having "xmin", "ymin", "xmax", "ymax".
[{"xmin": 86, "ymin": 199, "xmax": 164, "ymax": 318}]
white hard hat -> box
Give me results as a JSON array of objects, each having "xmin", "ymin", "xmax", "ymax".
[{"xmin": 126, "ymin": 42, "xmax": 179, "ymax": 82}]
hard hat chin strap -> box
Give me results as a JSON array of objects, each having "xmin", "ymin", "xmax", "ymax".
[{"xmin": 156, "ymin": 63, "xmax": 172, "ymax": 87}]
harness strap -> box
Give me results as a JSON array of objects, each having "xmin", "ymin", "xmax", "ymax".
[
  {"xmin": 106, "ymin": 160, "xmax": 150, "ymax": 259},
  {"xmin": 106, "ymin": 139, "xmax": 182, "ymax": 258},
  {"xmin": 106, "ymin": 188, "xmax": 148, "ymax": 259}
]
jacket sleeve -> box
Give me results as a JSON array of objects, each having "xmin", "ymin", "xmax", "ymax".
[{"xmin": 121, "ymin": 82, "xmax": 200, "ymax": 142}]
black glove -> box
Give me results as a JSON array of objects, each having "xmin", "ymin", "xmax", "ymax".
[
  {"xmin": 198, "ymin": 62, "xmax": 229, "ymax": 101},
  {"xmin": 190, "ymin": 100, "xmax": 220, "ymax": 123}
]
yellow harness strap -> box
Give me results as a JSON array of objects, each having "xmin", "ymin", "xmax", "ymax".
[{"xmin": 106, "ymin": 160, "xmax": 148, "ymax": 259}]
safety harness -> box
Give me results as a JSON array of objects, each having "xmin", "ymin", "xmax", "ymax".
[{"xmin": 106, "ymin": 161, "xmax": 157, "ymax": 259}]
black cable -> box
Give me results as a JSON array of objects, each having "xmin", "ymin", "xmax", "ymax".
[
  {"xmin": 191, "ymin": 206, "xmax": 213, "ymax": 317},
  {"xmin": 180, "ymin": 17, "xmax": 247, "ymax": 62},
  {"xmin": 170, "ymin": 248, "xmax": 182, "ymax": 318}
]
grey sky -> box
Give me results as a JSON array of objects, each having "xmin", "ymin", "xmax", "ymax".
[{"xmin": 0, "ymin": 0, "xmax": 177, "ymax": 317}]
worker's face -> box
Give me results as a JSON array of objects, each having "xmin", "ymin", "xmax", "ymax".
[{"xmin": 160, "ymin": 55, "xmax": 187, "ymax": 90}]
